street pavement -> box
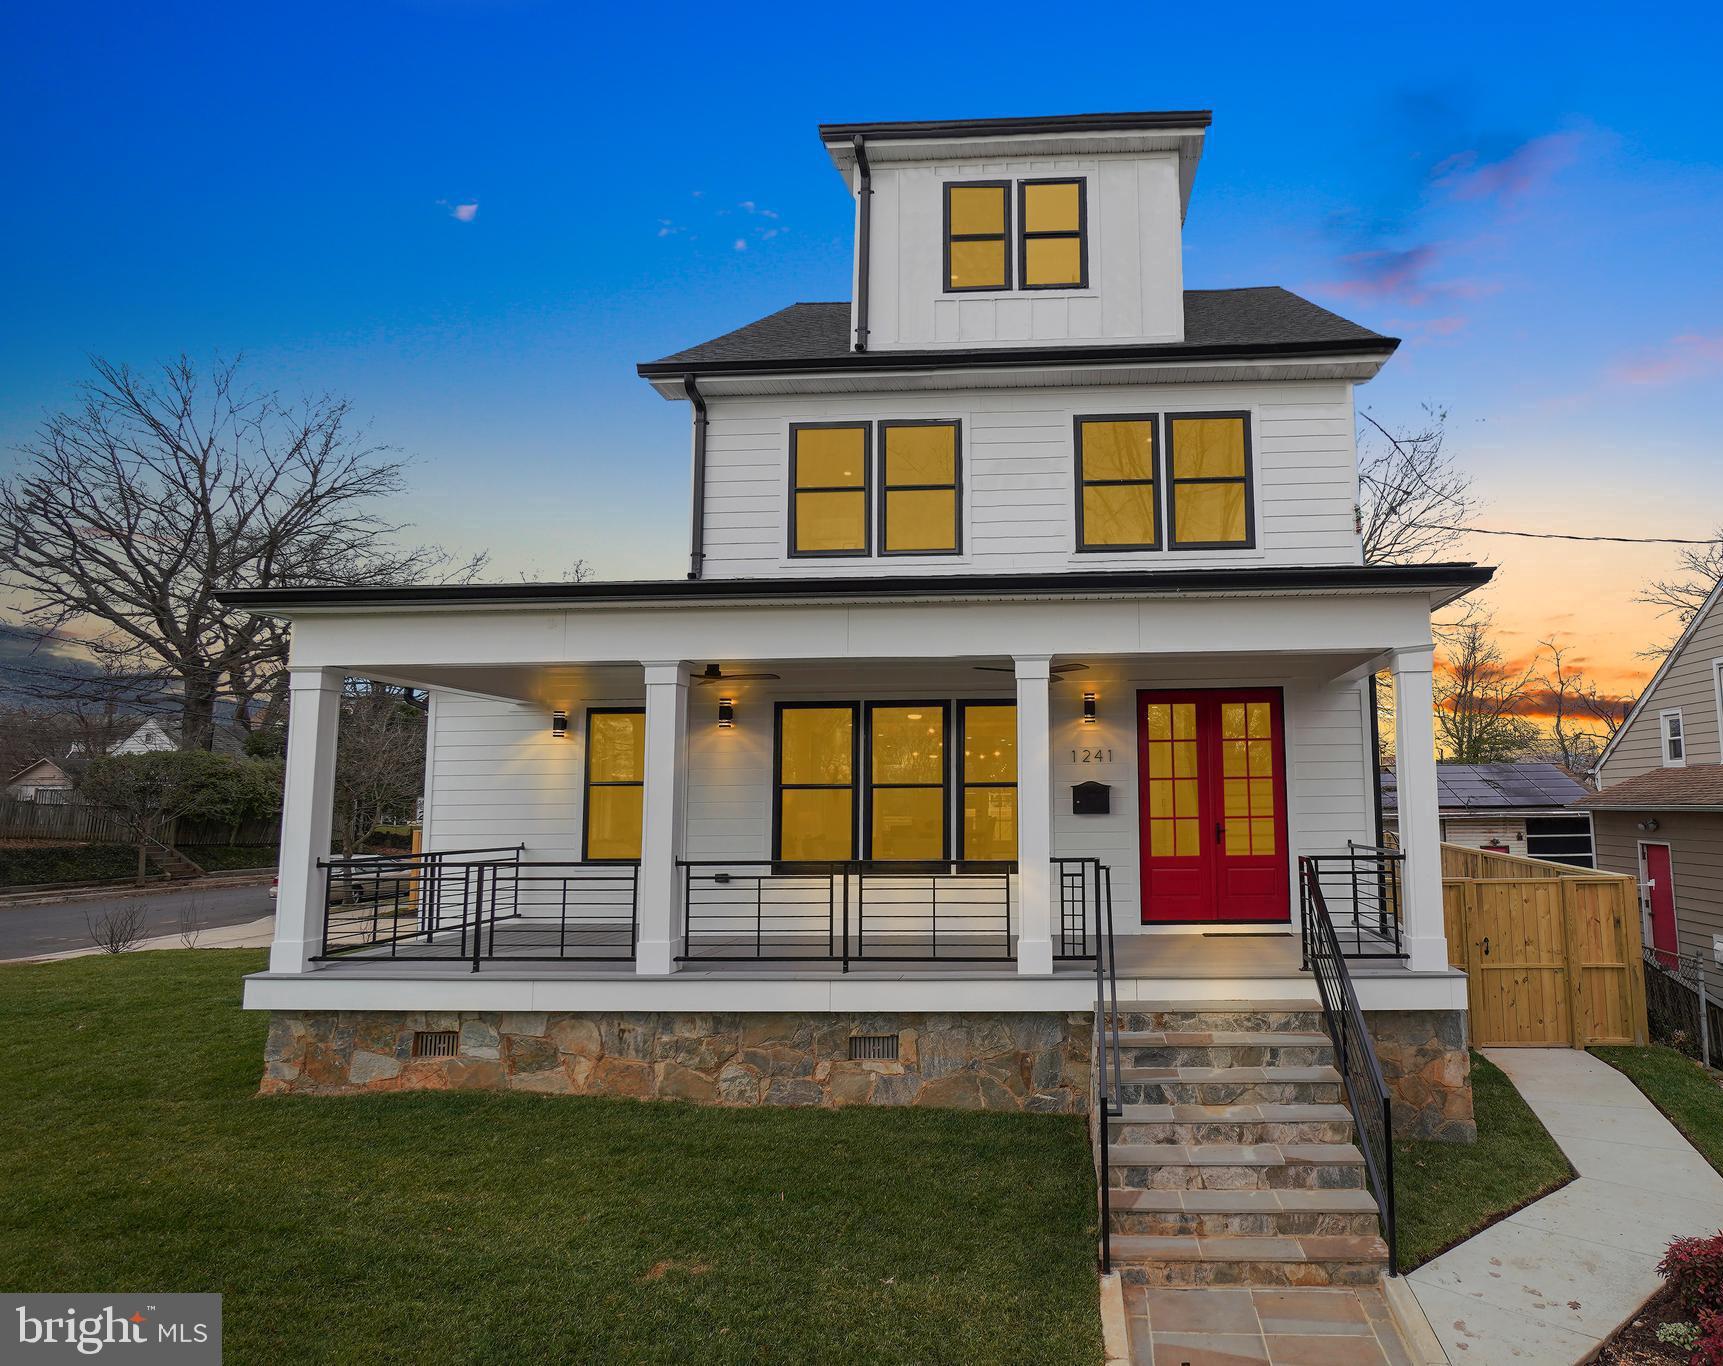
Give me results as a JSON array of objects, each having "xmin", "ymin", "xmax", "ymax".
[{"xmin": 0, "ymin": 879, "xmax": 273, "ymax": 960}]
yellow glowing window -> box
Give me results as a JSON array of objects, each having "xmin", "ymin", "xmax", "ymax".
[
  {"xmin": 868, "ymin": 703, "xmax": 947, "ymax": 861},
  {"xmin": 960, "ymin": 702, "xmax": 1017, "ymax": 862},
  {"xmin": 1168, "ymin": 413, "xmax": 1252, "ymax": 548},
  {"xmin": 1220, "ymin": 701, "xmax": 1277, "ymax": 856},
  {"xmin": 1019, "ymin": 179, "xmax": 1086, "ymax": 288},
  {"xmin": 791, "ymin": 424, "xmax": 869, "ymax": 556},
  {"xmin": 1143, "ymin": 701, "xmax": 1200, "ymax": 860},
  {"xmin": 776, "ymin": 705, "xmax": 857, "ymax": 861},
  {"xmin": 945, "ymin": 182, "xmax": 1010, "ymax": 290},
  {"xmin": 881, "ymin": 422, "xmax": 960, "ymax": 554},
  {"xmin": 1077, "ymin": 417, "xmax": 1158, "ymax": 549},
  {"xmin": 584, "ymin": 709, "xmax": 644, "ymax": 861}
]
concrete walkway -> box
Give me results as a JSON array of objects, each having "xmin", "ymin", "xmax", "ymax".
[{"xmin": 1408, "ymin": 1047, "xmax": 1723, "ymax": 1363}]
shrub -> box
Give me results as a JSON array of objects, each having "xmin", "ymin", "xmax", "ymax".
[
  {"xmin": 1696, "ymin": 1308, "xmax": 1723, "ymax": 1366},
  {"xmin": 0, "ymin": 845, "xmax": 138, "ymax": 887},
  {"xmin": 1660, "ymin": 1232, "xmax": 1723, "ymax": 1318}
]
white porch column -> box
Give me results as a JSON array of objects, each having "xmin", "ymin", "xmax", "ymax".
[
  {"xmin": 1391, "ymin": 645, "xmax": 1448, "ymax": 973},
  {"xmin": 270, "ymin": 668, "xmax": 342, "ymax": 974},
  {"xmin": 1015, "ymin": 656, "xmax": 1054, "ymax": 975},
  {"xmin": 635, "ymin": 660, "xmax": 691, "ymax": 975}
]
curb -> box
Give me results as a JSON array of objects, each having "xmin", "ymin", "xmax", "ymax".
[
  {"xmin": 1382, "ymin": 1275, "xmax": 1448, "ymax": 1364},
  {"xmin": 1097, "ymin": 1271, "xmax": 1129, "ymax": 1366}
]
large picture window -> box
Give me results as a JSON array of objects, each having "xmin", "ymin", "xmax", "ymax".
[
  {"xmin": 1018, "ymin": 178, "xmax": 1087, "ymax": 289},
  {"xmin": 880, "ymin": 421, "xmax": 960, "ymax": 555},
  {"xmin": 583, "ymin": 709, "xmax": 645, "ymax": 861},
  {"xmin": 1166, "ymin": 412, "xmax": 1253, "ymax": 549},
  {"xmin": 789, "ymin": 423, "xmax": 870, "ymax": 557},
  {"xmin": 959, "ymin": 702, "xmax": 1017, "ymax": 862},
  {"xmin": 944, "ymin": 182, "xmax": 1010, "ymax": 291},
  {"xmin": 1075, "ymin": 416, "xmax": 1159, "ymax": 550},
  {"xmin": 774, "ymin": 704, "xmax": 858, "ymax": 861},
  {"xmin": 866, "ymin": 703, "xmax": 948, "ymax": 862}
]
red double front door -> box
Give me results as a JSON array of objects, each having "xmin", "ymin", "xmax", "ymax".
[{"xmin": 1136, "ymin": 689, "xmax": 1290, "ymax": 924}]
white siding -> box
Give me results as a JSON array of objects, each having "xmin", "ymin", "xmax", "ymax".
[
  {"xmin": 699, "ymin": 380, "xmax": 1362, "ymax": 577},
  {"xmin": 863, "ymin": 152, "xmax": 1184, "ymax": 350}
]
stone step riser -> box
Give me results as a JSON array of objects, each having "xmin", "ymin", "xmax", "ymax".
[
  {"xmin": 1108, "ymin": 1164, "xmax": 1365, "ymax": 1192},
  {"xmin": 1117, "ymin": 1045, "xmax": 1333, "ymax": 1070},
  {"xmin": 1116, "ymin": 1080, "xmax": 1342, "ymax": 1106},
  {"xmin": 1111, "ymin": 1012, "xmax": 1325, "ymax": 1034},
  {"xmin": 1111, "ymin": 1120, "xmax": 1355, "ymax": 1146},
  {"xmin": 1115, "ymin": 1260, "xmax": 1385, "ymax": 1288},
  {"xmin": 1109, "ymin": 1210, "xmax": 1381, "ymax": 1238}
]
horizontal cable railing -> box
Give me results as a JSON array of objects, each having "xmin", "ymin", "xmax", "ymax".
[
  {"xmin": 317, "ymin": 846, "xmax": 637, "ymax": 969},
  {"xmin": 1298, "ymin": 842, "xmax": 1405, "ymax": 961}
]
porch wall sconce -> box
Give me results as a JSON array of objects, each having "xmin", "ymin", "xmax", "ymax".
[
  {"xmin": 1081, "ymin": 691, "xmax": 1098, "ymax": 725},
  {"xmin": 551, "ymin": 709, "xmax": 569, "ymax": 739},
  {"xmin": 716, "ymin": 697, "xmax": 736, "ymax": 729}
]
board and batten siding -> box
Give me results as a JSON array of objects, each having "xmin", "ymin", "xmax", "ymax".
[
  {"xmin": 1601, "ymin": 598, "xmax": 1723, "ymax": 785},
  {"xmin": 1593, "ymin": 810, "xmax": 1723, "ymax": 965},
  {"xmin": 699, "ymin": 380, "xmax": 1361, "ymax": 578},
  {"xmin": 860, "ymin": 152, "xmax": 1184, "ymax": 351}
]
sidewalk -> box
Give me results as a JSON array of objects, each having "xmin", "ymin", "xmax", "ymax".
[
  {"xmin": 19, "ymin": 914, "xmax": 276, "ymax": 962},
  {"xmin": 1408, "ymin": 1047, "xmax": 1723, "ymax": 1363}
]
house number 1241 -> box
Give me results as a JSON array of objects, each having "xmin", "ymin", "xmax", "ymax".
[{"xmin": 1072, "ymin": 747, "xmax": 1114, "ymax": 764}]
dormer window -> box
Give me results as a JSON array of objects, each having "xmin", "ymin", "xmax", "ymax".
[
  {"xmin": 1019, "ymin": 179, "xmax": 1087, "ymax": 289},
  {"xmin": 944, "ymin": 182, "xmax": 1011, "ymax": 291},
  {"xmin": 790, "ymin": 423, "xmax": 871, "ymax": 556}
]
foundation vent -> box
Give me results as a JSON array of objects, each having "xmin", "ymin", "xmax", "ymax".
[
  {"xmin": 849, "ymin": 1034, "xmax": 899, "ymax": 1062},
  {"xmin": 412, "ymin": 1030, "xmax": 459, "ymax": 1059}
]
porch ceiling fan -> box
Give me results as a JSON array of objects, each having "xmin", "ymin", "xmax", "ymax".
[
  {"xmin": 972, "ymin": 662, "xmax": 1089, "ymax": 684},
  {"xmin": 694, "ymin": 662, "xmax": 782, "ymax": 686}
]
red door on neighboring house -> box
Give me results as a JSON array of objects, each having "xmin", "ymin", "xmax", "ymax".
[
  {"xmin": 1137, "ymin": 689, "xmax": 1290, "ymax": 924},
  {"xmin": 1642, "ymin": 843, "xmax": 1679, "ymax": 968}
]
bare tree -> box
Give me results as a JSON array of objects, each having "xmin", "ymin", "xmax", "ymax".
[
  {"xmin": 1356, "ymin": 405, "xmax": 1479, "ymax": 565},
  {"xmin": 85, "ymin": 902, "xmax": 149, "ymax": 954},
  {"xmin": 1434, "ymin": 614, "xmax": 1540, "ymax": 763},
  {"xmin": 1535, "ymin": 638, "xmax": 1626, "ymax": 773},
  {"xmin": 178, "ymin": 900, "xmax": 205, "ymax": 949},
  {"xmin": 1637, "ymin": 529, "xmax": 1723, "ymax": 653},
  {"xmin": 0, "ymin": 356, "xmax": 488, "ymax": 751},
  {"xmin": 334, "ymin": 682, "xmax": 429, "ymax": 856}
]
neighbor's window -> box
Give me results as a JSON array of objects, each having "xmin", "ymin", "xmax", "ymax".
[
  {"xmin": 960, "ymin": 701, "xmax": 1017, "ymax": 862},
  {"xmin": 867, "ymin": 703, "xmax": 948, "ymax": 862},
  {"xmin": 880, "ymin": 421, "xmax": 960, "ymax": 554},
  {"xmin": 1662, "ymin": 710, "xmax": 1686, "ymax": 766},
  {"xmin": 1167, "ymin": 412, "xmax": 1253, "ymax": 548},
  {"xmin": 584, "ymin": 709, "xmax": 645, "ymax": 861},
  {"xmin": 776, "ymin": 704, "xmax": 858, "ymax": 861},
  {"xmin": 1524, "ymin": 815, "xmax": 1595, "ymax": 869},
  {"xmin": 790, "ymin": 423, "xmax": 870, "ymax": 556},
  {"xmin": 1076, "ymin": 416, "xmax": 1158, "ymax": 550},
  {"xmin": 945, "ymin": 182, "xmax": 1010, "ymax": 291},
  {"xmin": 1019, "ymin": 178, "xmax": 1086, "ymax": 289}
]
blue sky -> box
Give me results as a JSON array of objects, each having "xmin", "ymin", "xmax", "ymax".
[{"xmin": 3, "ymin": 1, "xmax": 1721, "ymax": 690}]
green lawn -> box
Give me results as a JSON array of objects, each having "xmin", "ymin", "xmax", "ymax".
[
  {"xmin": 1392, "ymin": 1051, "xmax": 1576, "ymax": 1270},
  {"xmin": 1594, "ymin": 1044, "xmax": 1723, "ymax": 1175},
  {"xmin": 0, "ymin": 951, "xmax": 1103, "ymax": 1365}
]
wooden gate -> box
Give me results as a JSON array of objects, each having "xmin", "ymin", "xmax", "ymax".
[{"xmin": 1442, "ymin": 846, "xmax": 1647, "ymax": 1048}]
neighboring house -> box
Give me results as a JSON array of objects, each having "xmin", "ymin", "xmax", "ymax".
[
  {"xmin": 114, "ymin": 717, "xmax": 248, "ymax": 758},
  {"xmin": 223, "ymin": 110, "xmax": 1493, "ymax": 1286},
  {"xmin": 1381, "ymin": 763, "xmax": 1594, "ymax": 867},
  {"xmin": 1576, "ymin": 577, "xmax": 1723, "ymax": 968},
  {"xmin": 4, "ymin": 757, "xmax": 76, "ymax": 803}
]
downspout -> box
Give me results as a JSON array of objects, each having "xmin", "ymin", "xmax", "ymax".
[
  {"xmin": 852, "ymin": 134, "xmax": 871, "ymax": 352},
  {"xmin": 684, "ymin": 373, "xmax": 708, "ymax": 580}
]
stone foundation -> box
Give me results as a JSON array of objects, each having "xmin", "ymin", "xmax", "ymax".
[
  {"xmin": 261, "ymin": 1010, "xmax": 1093, "ymax": 1112},
  {"xmin": 1366, "ymin": 1008, "xmax": 1474, "ymax": 1143}
]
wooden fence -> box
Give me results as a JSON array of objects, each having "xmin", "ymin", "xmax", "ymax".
[
  {"xmin": 1442, "ymin": 844, "xmax": 1646, "ymax": 1048},
  {"xmin": 0, "ymin": 798, "xmax": 279, "ymax": 848}
]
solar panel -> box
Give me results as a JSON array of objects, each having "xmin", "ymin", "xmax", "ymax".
[{"xmin": 1381, "ymin": 763, "xmax": 1588, "ymax": 812}]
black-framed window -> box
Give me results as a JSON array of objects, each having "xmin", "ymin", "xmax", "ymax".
[
  {"xmin": 865, "ymin": 701, "xmax": 949, "ymax": 862},
  {"xmin": 583, "ymin": 708, "xmax": 644, "ymax": 862},
  {"xmin": 1166, "ymin": 411, "xmax": 1255, "ymax": 549},
  {"xmin": 789, "ymin": 422, "xmax": 870, "ymax": 557},
  {"xmin": 959, "ymin": 701, "xmax": 1017, "ymax": 863},
  {"xmin": 944, "ymin": 181, "xmax": 1010, "ymax": 291},
  {"xmin": 774, "ymin": 703, "xmax": 859, "ymax": 862},
  {"xmin": 880, "ymin": 420, "xmax": 961, "ymax": 555},
  {"xmin": 1524, "ymin": 815, "xmax": 1595, "ymax": 869},
  {"xmin": 1019, "ymin": 178, "xmax": 1087, "ymax": 289},
  {"xmin": 1075, "ymin": 415, "xmax": 1159, "ymax": 551}
]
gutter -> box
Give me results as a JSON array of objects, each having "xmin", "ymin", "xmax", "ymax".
[
  {"xmin": 852, "ymin": 135, "xmax": 872, "ymax": 352},
  {"xmin": 683, "ymin": 374, "xmax": 708, "ymax": 580}
]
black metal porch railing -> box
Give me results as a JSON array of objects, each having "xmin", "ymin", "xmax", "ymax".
[
  {"xmin": 1298, "ymin": 842, "xmax": 1405, "ymax": 961},
  {"xmin": 677, "ymin": 857, "xmax": 1111, "ymax": 970},
  {"xmin": 1087, "ymin": 862, "xmax": 1122, "ymax": 1274},
  {"xmin": 1299, "ymin": 856, "xmax": 1398, "ymax": 1270},
  {"xmin": 316, "ymin": 846, "xmax": 638, "ymax": 970}
]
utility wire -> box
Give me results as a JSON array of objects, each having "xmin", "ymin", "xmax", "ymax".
[{"xmin": 1413, "ymin": 524, "xmax": 1719, "ymax": 546}]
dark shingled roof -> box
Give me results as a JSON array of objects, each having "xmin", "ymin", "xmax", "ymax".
[
  {"xmin": 640, "ymin": 288, "xmax": 1395, "ymax": 374},
  {"xmin": 1574, "ymin": 764, "xmax": 1723, "ymax": 811},
  {"xmin": 1381, "ymin": 762, "xmax": 1592, "ymax": 814}
]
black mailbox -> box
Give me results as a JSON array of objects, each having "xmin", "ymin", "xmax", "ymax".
[{"xmin": 1072, "ymin": 781, "xmax": 1111, "ymax": 815}]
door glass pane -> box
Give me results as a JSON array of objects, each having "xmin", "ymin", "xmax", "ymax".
[
  {"xmin": 780, "ymin": 789, "xmax": 853, "ymax": 860},
  {"xmin": 949, "ymin": 239, "xmax": 1006, "ymax": 288},
  {"xmin": 1145, "ymin": 700, "xmax": 1200, "ymax": 863},
  {"xmin": 1024, "ymin": 236, "xmax": 1082, "ymax": 287},
  {"xmin": 885, "ymin": 424, "xmax": 955, "ymax": 485},
  {"xmin": 1023, "ymin": 181, "xmax": 1081, "ymax": 233},
  {"xmin": 872, "ymin": 788, "xmax": 944, "ymax": 860},
  {"xmin": 586, "ymin": 787, "xmax": 643, "ymax": 860},
  {"xmin": 884, "ymin": 489, "xmax": 956, "ymax": 552},
  {"xmin": 795, "ymin": 491, "xmax": 866, "ymax": 552},
  {"xmin": 871, "ymin": 707, "xmax": 944, "ymax": 784},
  {"xmin": 794, "ymin": 427, "xmax": 866, "ymax": 487},
  {"xmin": 588, "ymin": 712, "xmax": 644, "ymax": 782},
  {"xmin": 948, "ymin": 185, "xmax": 1005, "ymax": 235},
  {"xmin": 780, "ymin": 708, "xmax": 852, "ymax": 784},
  {"xmin": 963, "ymin": 705, "xmax": 1016, "ymax": 782},
  {"xmin": 1171, "ymin": 417, "xmax": 1246, "ymax": 479},
  {"xmin": 963, "ymin": 787, "xmax": 1016, "ymax": 860},
  {"xmin": 1173, "ymin": 483, "xmax": 1247, "ymax": 545},
  {"xmin": 1221, "ymin": 704, "xmax": 1277, "ymax": 856},
  {"xmin": 1080, "ymin": 420, "xmax": 1155, "ymax": 482}
]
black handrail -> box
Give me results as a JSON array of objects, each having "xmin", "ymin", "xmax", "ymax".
[
  {"xmin": 1090, "ymin": 861, "xmax": 1121, "ymax": 1273},
  {"xmin": 1299, "ymin": 856, "xmax": 1397, "ymax": 1269}
]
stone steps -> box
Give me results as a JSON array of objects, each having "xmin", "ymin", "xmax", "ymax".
[
  {"xmin": 1109, "ymin": 1101, "xmax": 1355, "ymax": 1147},
  {"xmin": 1115, "ymin": 1064, "xmax": 1343, "ymax": 1106},
  {"xmin": 1107, "ymin": 1141, "xmax": 1366, "ymax": 1192},
  {"xmin": 1114, "ymin": 1030, "xmax": 1334, "ymax": 1070},
  {"xmin": 1110, "ymin": 1001, "xmax": 1324, "ymax": 1034},
  {"xmin": 1108, "ymin": 1232, "xmax": 1390, "ymax": 1287},
  {"xmin": 1105, "ymin": 1186, "xmax": 1381, "ymax": 1238}
]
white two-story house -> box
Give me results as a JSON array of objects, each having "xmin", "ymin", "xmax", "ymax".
[{"xmin": 228, "ymin": 111, "xmax": 1489, "ymax": 1286}]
